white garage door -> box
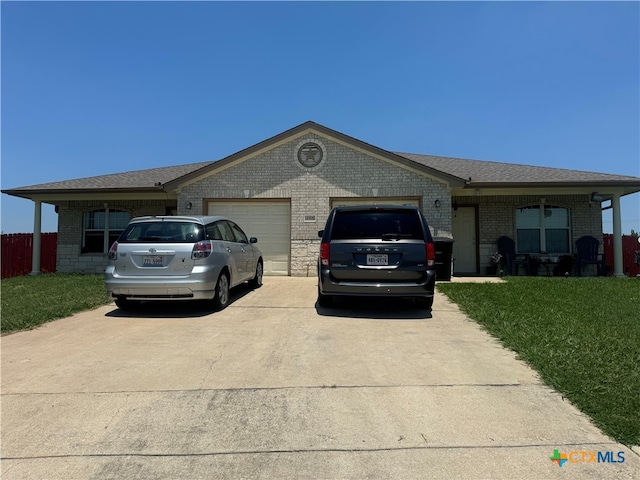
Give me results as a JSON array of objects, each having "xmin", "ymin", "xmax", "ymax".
[
  {"xmin": 331, "ymin": 198, "xmax": 421, "ymax": 208},
  {"xmin": 207, "ymin": 201, "xmax": 290, "ymax": 276}
]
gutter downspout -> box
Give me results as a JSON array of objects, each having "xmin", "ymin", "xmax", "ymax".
[{"xmin": 30, "ymin": 200, "xmax": 42, "ymax": 276}]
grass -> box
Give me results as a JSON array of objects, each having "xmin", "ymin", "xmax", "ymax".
[
  {"xmin": 1, "ymin": 273, "xmax": 111, "ymax": 333},
  {"xmin": 437, "ymin": 276, "xmax": 640, "ymax": 446}
]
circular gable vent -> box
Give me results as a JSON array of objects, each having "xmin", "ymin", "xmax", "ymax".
[{"xmin": 297, "ymin": 142, "xmax": 324, "ymax": 169}]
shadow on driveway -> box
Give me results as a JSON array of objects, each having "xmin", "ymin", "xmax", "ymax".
[{"xmin": 104, "ymin": 284, "xmax": 255, "ymax": 318}]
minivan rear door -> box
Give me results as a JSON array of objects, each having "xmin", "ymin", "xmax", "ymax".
[{"xmin": 328, "ymin": 209, "xmax": 428, "ymax": 282}]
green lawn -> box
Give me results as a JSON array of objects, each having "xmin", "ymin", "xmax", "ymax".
[
  {"xmin": 437, "ymin": 277, "xmax": 640, "ymax": 446},
  {"xmin": 1, "ymin": 274, "xmax": 111, "ymax": 333}
]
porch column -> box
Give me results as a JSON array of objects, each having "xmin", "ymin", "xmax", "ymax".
[
  {"xmin": 103, "ymin": 203, "xmax": 110, "ymax": 254},
  {"xmin": 611, "ymin": 192, "xmax": 624, "ymax": 277},
  {"xmin": 30, "ymin": 200, "xmax": 42, "ymax": 276}
]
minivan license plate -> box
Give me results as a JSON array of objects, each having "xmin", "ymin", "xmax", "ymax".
[
  {"xmin": 143, "ymin": 255, "xmax": 164, "ymax": 267},
  {"xmin": 367, "ymin": 254, "xmax": 388, "ymax": 266}
]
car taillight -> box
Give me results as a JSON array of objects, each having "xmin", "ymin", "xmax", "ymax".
[
  {"xmin": 192, "ymin": 241, "xmax": 212, "ymax": 260},
  {"xmin": 108, "ymin": 242, "xmax": 118, "ymax": 260},
  {"xmin": 320, "ymin": 242, "xmax": 330, "ymax": 267},
  {"xmin": 426, "ymin": 242, "xmax": 435, "ymax": 268}
]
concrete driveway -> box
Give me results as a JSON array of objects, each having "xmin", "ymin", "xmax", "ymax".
[{"xmin": 1, "ymin": 277, "xmax": 638, "ymax": 479}]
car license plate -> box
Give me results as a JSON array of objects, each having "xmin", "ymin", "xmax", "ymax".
[
  {"xmin": 143, "ymin": 255, "xmax": 164, "ymax": 267},
  {"xmin": 367, "ymin": 254, "xmax": 388, "ymax": 266}
]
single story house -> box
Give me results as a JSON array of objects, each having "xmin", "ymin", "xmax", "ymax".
[{"xmin": 4, "ymin": 121, "xmax": 640, "ymax": 277}]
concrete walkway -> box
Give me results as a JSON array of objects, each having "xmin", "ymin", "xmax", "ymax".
[{"xmin": 1, "ymin": 277, "xmax": 638, "ymax": 479}]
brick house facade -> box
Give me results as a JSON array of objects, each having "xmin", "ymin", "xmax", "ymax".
[{"xmin": 4, "ymin": 121, "xmax": 639, "ymax": 277}]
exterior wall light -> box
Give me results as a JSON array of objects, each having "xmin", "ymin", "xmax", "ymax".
[
  {"xmin": 185, "ymin": 201, "xmax": 193, "ymax": 210},
  {"xmin": 591, "ymin": 192, "xmax": 604, "ymax": 203},
  {"xmin": 434, "ymin": 199, "xmax": 441, "ymax": 208}
]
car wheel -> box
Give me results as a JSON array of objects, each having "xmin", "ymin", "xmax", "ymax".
[
  {"xmin": 115, "ymin": 297, "xmax": 140, "ymax": 311},
  {"xmin": 250, "ymin": 260, "xmax": 263, "ymax": 289},
  {"xmin": 213, "ymin": 272, "xmax": 230, "ymax": 310},
  {"xmin": 417, "ymin": 296, "xmax": 433, "ymax": 310},
  {"xmin": 317, "ymin": 287, "xmax": 332, "ymax": 307}
]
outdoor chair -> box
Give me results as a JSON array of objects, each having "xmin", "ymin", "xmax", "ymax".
[
  {"xmin": 575, "ymin": 236, "xmax": 606, "ymax": 276},
  {"xmin": 497, "ymin": 236, "xmax": 529, "ymax": 276}
]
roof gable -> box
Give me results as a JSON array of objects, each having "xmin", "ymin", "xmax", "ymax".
[{"xmin": 163, "ymin": 121, "xmax": 467, "ymax": 190}]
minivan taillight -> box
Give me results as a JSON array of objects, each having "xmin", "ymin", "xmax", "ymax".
[
  {"xmin": 108, "ymin": 242, "xmax": 118, "ymax": 260},
  {"xmin": 320, "ymin": 242, "xmax": 330, "ymax": 267},
  {"xmin": 426, "ymin": 242, "xmax": 435, "ymax": 268},
  {"xmin": 192, "ymin": 241, "xmax": 212, "ymax": 260}
]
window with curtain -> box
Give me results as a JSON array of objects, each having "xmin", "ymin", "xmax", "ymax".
[
  {"xmin": 82, "ymin": 209, "xmax": 130, "ymax": 253},
  {"xmin": 515, "ymin": 205, "xmax": 570, "ymax": 254}
]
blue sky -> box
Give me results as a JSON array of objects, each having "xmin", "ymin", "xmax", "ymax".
[{"xmin": 2, "ymin": 1, "xmax": 639, "ymax": 234}]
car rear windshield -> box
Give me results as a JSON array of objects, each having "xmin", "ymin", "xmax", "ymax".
[
  {"xmin": 331, "ymin": 210, "xmax": 425, "ymax": 240},
  {"xmin": 118, "ymin": 222, "xmax": 205, "ymax": 243}
]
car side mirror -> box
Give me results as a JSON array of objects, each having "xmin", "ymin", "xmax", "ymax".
[
  {"xmin": 250, "ymin": 237, "xmax": 258, "ymax": 244},
  {"xmin": 318, "ymin": 230, "xmax": 324, "ymax": 238}
]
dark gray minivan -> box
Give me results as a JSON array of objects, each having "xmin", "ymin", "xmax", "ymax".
[{"xmin": 317, "ymin": 205, "xmax": 436, "ymax": 309}]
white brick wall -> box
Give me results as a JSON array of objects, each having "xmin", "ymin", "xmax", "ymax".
[{"xmin": 180, "ymin": 134, "xmax": 451, "ymax": 276}]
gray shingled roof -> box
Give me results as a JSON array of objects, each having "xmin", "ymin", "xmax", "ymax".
[
  {"xmin": 4, "ymin": 161, "xmax": 212, "ymax": 193},
  {"xmin": 396, "ymin": 152, "xmax": 640, "ymax": 186},
  {"xmin": 3, "ymin": 147, "xmax": 639, "ymax": 198}
]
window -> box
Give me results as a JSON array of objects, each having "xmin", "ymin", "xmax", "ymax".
[
  {"xmin": 516, "ymin": 205, "xmax": 570, "ymax": 254},
  {"xmin": 216, "ymin": 221, "xmax": 236, "ymax": 243},
  {"xmin": 206, "ymin": 223, "xmax": 223, "ymax": 241},
  {"xmin": 118, "ymin": 221, "xmax": 204, "ymax": 243},
  {"xmin": 229, "ymin": 221, "xmax": 249, "ymax": 243},
  {"xmin": 82, "ymin": 209, "xmax": 130, "ymax": 253},
  {"xmin": 331, "ymin": 210, "xmax": 425, "ymax": 240}
]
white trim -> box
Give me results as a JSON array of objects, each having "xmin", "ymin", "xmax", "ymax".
[{"xmin": 330, "ymin": 197, "xmax": 421, "ymax": 208}]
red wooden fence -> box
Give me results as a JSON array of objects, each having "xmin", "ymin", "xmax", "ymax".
[
  {"xmin": 603, "ymin": 234, "xmax": 640, "ymax": 277},
  {"xmin": 1, "ymin": 233, "xmax": 57, "ymax": 279}
]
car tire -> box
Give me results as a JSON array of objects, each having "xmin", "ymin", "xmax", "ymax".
[
  {"xmin": 115, "ymin": 297, "xmax": 140, "ymax": 311},
  {"xmin": 213, "ymin": 272, "xmax": 230, "ymax": 310},
  {"xmin": 317, "ymin": 287, "xmax": 333, "ymax": 307},
  {"xmin": 250, "ymin": 260, "xmax": 263, "ymax": 289}
]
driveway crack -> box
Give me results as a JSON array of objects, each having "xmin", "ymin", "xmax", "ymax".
[
  {"xmin": 199, "ymin": 352, "xmax": 223, "ymax": 389},
  {"xmin": 104, "ymin": 393, "xmax": 129, "ymax": 431}
]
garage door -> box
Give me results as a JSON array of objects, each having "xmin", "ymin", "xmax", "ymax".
[
  {"xmin": 331, "ymin": 198, "xmax": 421, "ymax": 208},
  {"xmin": 207, "ymin": 201, "xmax": 290, "ymax": 275}
]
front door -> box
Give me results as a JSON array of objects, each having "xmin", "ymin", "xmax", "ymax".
[{"xmin": 452, "ymin": 206, "xmax": 478, "ymax": 274}]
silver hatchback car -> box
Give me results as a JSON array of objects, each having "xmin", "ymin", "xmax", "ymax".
[{"xmin": 105, "ymin": 215, "xmax": 263, "ymax": 310}]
